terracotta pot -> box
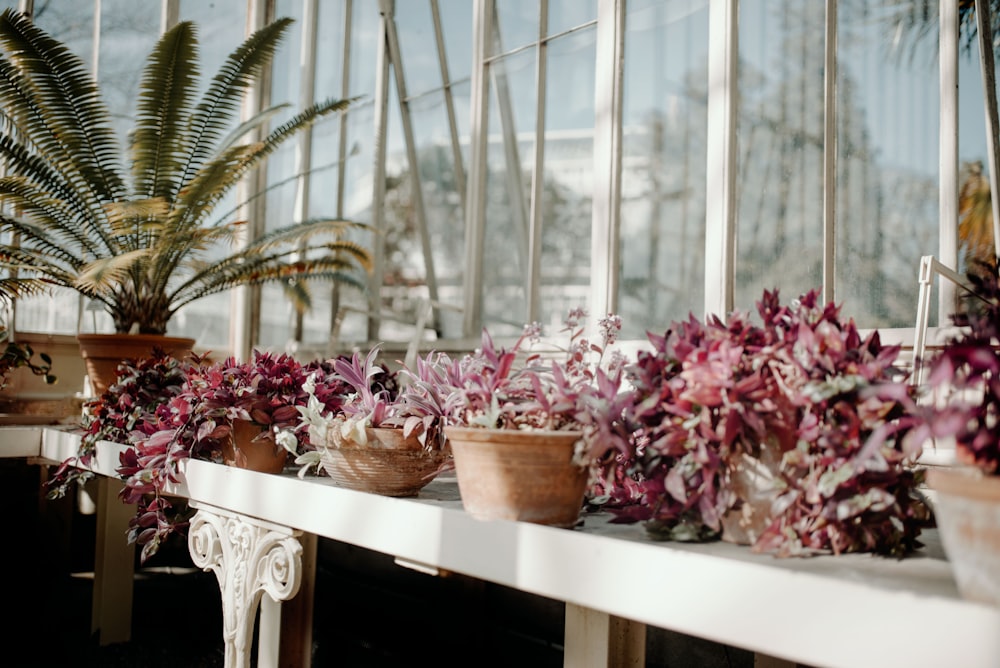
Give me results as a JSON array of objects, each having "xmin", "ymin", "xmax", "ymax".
[
  {"xmin": 927, "ymin": 467, "xmax": 1000, "ymax": 605},
  {"xmin": 77, "ymin": 333, "xmax": 196, "ymax": 396},
  {"xmin": 321, "ymin": 426, "xmax": 448, "ymax": 497},
  {"xmin": 444, "ymin": 426, "xmax": 588, "ymax": 527},
  {"xmin": 222, "ymin": 419, "xmax": 288, "ymax": 474},
  {"xmin": 720, "ymin": 442, "xmax": 784, "ymax": 545}
]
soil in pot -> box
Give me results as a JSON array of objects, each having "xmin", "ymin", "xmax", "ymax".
[{"xmin": 444, "ymin": 426, "xmax": 588, "ymax": 527}]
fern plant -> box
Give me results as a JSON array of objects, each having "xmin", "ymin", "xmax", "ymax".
[{"xmin": 0, "ymin": 10, "xmax": 371, "ymax": 335}]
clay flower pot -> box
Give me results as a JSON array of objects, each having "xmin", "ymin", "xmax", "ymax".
[
  {"xmin": 222, "ymin": 419, "xmax": 288, "ymax": 474},
  {"xmin": 321, "ymin": 426, "xmax": 448, "ymax": 497},
  {"xmin": 444, "ymin": 426, "xmax": 589, "ymax": 527},
  {"xmin": 927, "ymin": 467, "xmax": 1000, "ymax": 605}
]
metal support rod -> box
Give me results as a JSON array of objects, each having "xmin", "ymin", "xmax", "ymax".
[{"xmin": 822, "ymin": 0, "xmax": 837, "ymax": 305}]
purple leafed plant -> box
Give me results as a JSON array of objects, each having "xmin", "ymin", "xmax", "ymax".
[
  {"xmin": 595, "ymin": 289, "xmax": 931, "ymax": 557},
  {"xmin": 117, "ymin": 350, "xmax": 348, "ymax": 561},
  {"xmin": 46, "ymin": 348, "xmax": 190, "ymax": 500}
]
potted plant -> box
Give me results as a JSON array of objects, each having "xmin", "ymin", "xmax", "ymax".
[
  {"xmin": 916, "ymin": 264, "xmax": 1000, "ymax": 604},
  {"xmin": 594, "ymin": 289, "xmax": 931, "ymax": 557},
  {"xmin": 294, "ymin": 345, "xmax": 451, "ymax": 497},
  {"xmin": 440, "ymin": 308, "xmax": 627, "ymax": 527},
  {"xmin": 48, "ymin": 348, "xmax": 347, "ymax": 561},
  {"xmin": 0, "ymin": 10, "xmax": 372, "ymax": 394}
]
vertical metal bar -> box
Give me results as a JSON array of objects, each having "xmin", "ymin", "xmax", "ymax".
[
  {"xmin": 231, "ymin": 0, "xmax": 271, "ymax": 360},
  {"xmin": 430, "ymin": 0, "xmax": 468, "ymax": 218},
  {"xmin": 161, "ymin": 0, "xmax": 179, "ymax": 32},
  {"xmin": 291, "ymin": 0, "xmax": 319, "ymax": 342},
  {"xmin": 704, "ymin": 0, "xmax": 738, "ymax": 319},
  {"xmin": 490, "ymin": 26, "xmax": 531, "ymax": 271},
  {"xmin": 940, "ymin": 0, "xmax": 959, "ymax": 325},
  {"xmin": 822, "ymin": 0, "xmax": 837, "ymax": 305},
  {"xmin": 462, "ymin": 0, "xmax": 493, "ymax": 336},
  {"xmin": 336, "ymin": 0, "xmax": 352, "ymax": 218},
  {"xmin": 379, "ymin": 0, "xmax": 441, "ymax": 324},
  {"xmin": 526, "ymin": 1, "xmax": 547, "ymax": 323},
  {"xmin": 17, "ymin": 0, "xmax": 33, "ymax": 17},
  {"xmin": 368, "ymin": 2, "xmax": 392, "ymax": 339},
  {"xmin": 329, "ymin": 0, "xmax": 352, "ymax": 342},
  {"xmin": 591, "ymin": 0, "xmax": 625, "ymax": 319},
  {"xmin": 91, "ymin": 0, "xmax": 101, "ymax": 77},
  {"xmin": 975, "ymin": 0, "xmax": 1000, "ymax": 266}
]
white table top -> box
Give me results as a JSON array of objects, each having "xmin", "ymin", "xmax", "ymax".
[{"xmin": 8, "ymin": 425, "xmax": 1000, "ymax": 668}]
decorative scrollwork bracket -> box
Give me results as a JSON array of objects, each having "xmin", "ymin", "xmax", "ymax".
[{"xmin": 187, "ymin": 502, "xmax": 303, "ymax": 668}]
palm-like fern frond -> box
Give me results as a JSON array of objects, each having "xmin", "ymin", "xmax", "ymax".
[
  {"xmin": 0, "ymin": 10, "xmax": 124, "ymax": 202},
  {"xmin": 129, "ymin": 21, "xmax": 199, "ymax": 200},
  {"xmin": 174, "ymin": 17, "xmax": 293, "ymax": 191},
  {"xmin": 0, "ymin": 11, "xmax": 370, "ymax": 336}
]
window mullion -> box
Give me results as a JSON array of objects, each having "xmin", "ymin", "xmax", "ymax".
[
  {"xmin": 822, "ymin": 0, "xmax": 837, "ymax": 305},
  {"xmin": 526, "ymin": 1, "xmax": 547, "ymax": 323},
  {"xmin": 590, "ymin": 0, "xmax": 624, "ymax": 320},
  {"xmin": 462, "ymin": 0, "xmax": 493, "ymax": 336},
  {"xmin": 704, "ymin": 0, "xmax": 738, "ymax": 319}
]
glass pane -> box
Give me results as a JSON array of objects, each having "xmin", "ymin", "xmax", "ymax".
[
  {"xmin": 494, "ymin": 0, "xmax": 539, "ymax": 54},
  {"xmin": 836, "ymin": 1, "xmax": 940, "ymax": 328},
  {"xmin": 539, "ymin": 25, "xmax": 596, "ymax": 328},
  {"xmin": 179, "ymin": 0, "xmax": 247, "ymax": 90},
  {"xmin": 619, "ymin": 0, "xmax": 708, "ymax": 339},
  {"xmin": 439, "ymin": 0, "xmax": 473, "ymax": 83},
  {"xmin": 14, "ymin": 2, "xmax": 97, "ymax": 334},
  {"xmin": 171, "ymin": 1, "xmax": 247, "ymax": 348},
  {"xmin": 315, "ymin": 0, "xmax": 347, "ymax": 100},
  {"xmin": 33, "ymin": 1, "xmax": 95, "ymax": 71},
  {"xmin": 481, "ymin": 49, "xmax": 537, "ymax": 335},
  {"xmin": 736, "ymin": 0, "xmax": 824, "ymax": 314},
  {"xmin": 396, "ymin": 1, "xmax": 442, "ymax": 94},
  {"xmin": 548, "ymin": 0, "xmax": 597, "ymax": 36},
  {"xmin": 97, "ymin": 1, "xmax": 160, "ymax": 145}
]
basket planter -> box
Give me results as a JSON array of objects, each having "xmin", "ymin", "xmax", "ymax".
[
  {"xmin": 321, "ymin": 426, "xmax": 447, "ymax": 497},
  {"xmin": 223, "ymin": 419, "xmax": 288, "ymax": 474},
  {"xmin": 444, "ymin": 426, "xmax": 588, "ymax": 527},
  {"xmin": 927, "ymin": 467, "xmax": 1000, "ymax": 605}
]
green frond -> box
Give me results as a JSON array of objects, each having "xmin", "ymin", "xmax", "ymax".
[
  {"xmin": 0, "ymin": 128, "xmax": 117, "ymax": 255},
  {"xmin": 0, "ymin": 183, "xmax": 100, "ymax": 263},
  {"xmin": 243, "ymin": 218, "xmax": 371, "ymax": 253},
  {"xmin": 281, "ymin": 279, "xmax": 314, "ymax": 313},
  {"xmin": 74, "ymin": 249, "xmax": 149, "ymax": 295},
  {"xmin": 0, "ymin": 277, "xmax": 57, "ymax": 301},
  {"xmin": 171, "ymin": 255, "xmax": 369, "ymax": 312},
  {"xmin": 103, "ymin": 198, "xmax": 169, "ymax": 238},
  {"xmin": 176, "ymin": 17, "xmax": 293, "ymax": 189},
  {"xmin": 172, "ymin": 143, "xmax": 260, "ymax": 231},
  {"xmin": 0, "ymin": 244, "xmax": 80, "ymax": 287},
  {"xmin": 216, "ymin": 103, "xmax": 291, "ymax": 151},
  {"xmin": 129, "ymin": 21, "xmax": 200, "ymax": 200},
  {"xmin": 173, "ymin": 96, "xmax": 354, "ymax": 230},
  {"xmin": 0, "ymin": 9, "xmax": 124, "ymax": 202}
]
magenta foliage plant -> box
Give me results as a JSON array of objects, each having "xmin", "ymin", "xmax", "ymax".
[
  {"xmin": 441, "ymin": 308, "xmax": 628, "ymax": 465},
  {"xmin": 46, "ymin": 348, "xmax": 190, "ymax": 500},
  {"xmin": 116, "ymin": 350, "xmax": 347, "ymax": 561},
  {"xmin": 596, "ymin": 289, "xmax": 931, "ymax": 557}
]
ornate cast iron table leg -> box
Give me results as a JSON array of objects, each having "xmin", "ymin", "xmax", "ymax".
[{"xmin": 187, "ymin": 503, "xmax": 303, "ymax": 668}]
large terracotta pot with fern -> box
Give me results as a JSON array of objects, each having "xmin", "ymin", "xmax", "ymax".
[{"xmin": 0, "ymin": 10, "xmax": 372, "ymax": 393}]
